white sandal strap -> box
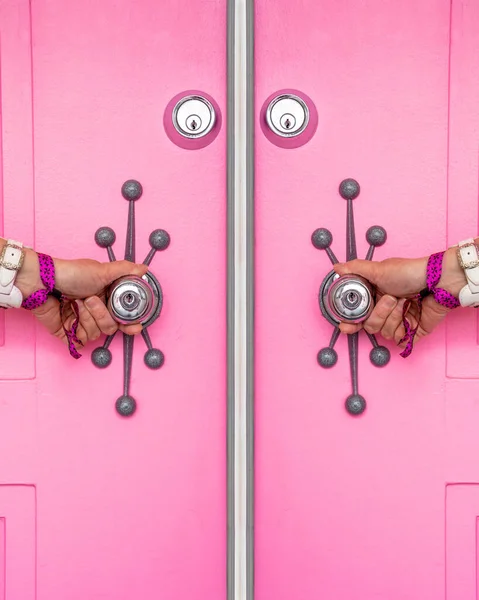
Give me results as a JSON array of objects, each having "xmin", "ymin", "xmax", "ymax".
[{"xmin": 0, "ymin": 239, "xmax": 25, "ymax": 308}]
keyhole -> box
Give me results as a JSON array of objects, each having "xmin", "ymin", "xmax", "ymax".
[
  {"xmin": 119, "ymin": 289, "xmax": 140, "ymax": 311},
  {"xmin": 342, "ymin": 289, "xmax": 361, "ymax": 310},
  {"xmin": 186, "ymin": 114, "xmax": 202, "ymax": 132},
  {"xmin": 279, "ymin": 113, "xmax": 296, "ymax": 132}
]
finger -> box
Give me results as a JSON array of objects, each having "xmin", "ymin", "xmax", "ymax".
[
  {"xmin": 31, "ymin": 296, "xmax": 63, "ymax": 336},
  {"xmin": 334, "ymin": 259, "xmax": 381, "ymax": 285},
  {"xmin": 119, "ymin": 323, "xmax": 143, "ymax": 335},
  {"xmin": 381, "ymin": 298, "xmax": 406, "ymax": 340},
  {"xmin": 103, "ymin": 260, "xmax": 148, "ymax": 285},
  {"xmin": 77, "ymin": 299, "xmax": 102, "ymax": 342},
  {"xmin": 339, "ymin": 322, "xmax": 362, "ymax": 334},
  {"xmin": 61, "ymin": 304, "xmax": 88, "ymax": 347},
  {"xmin": 84, "ymin": 296, "xmax": 118, "ymax": 336},
  {"xmin": 418, "ymin": 295, "xmax": 450, "ymax": 334},
  {"xmin": 362, "ymin": 295, "xmax": 398, "ymax": 334},
  {"xmin": 335, "ymin": 256, "xmax": 432, "ymax": 298},
  {"xmin": 394, "ymin": 305, "xmax": 419, "ymax": 346}
]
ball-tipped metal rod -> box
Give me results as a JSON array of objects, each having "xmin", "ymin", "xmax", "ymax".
[
  {"xmin": 121, "ymin": 179, "xmax": 143, "ymax": 263},
  {"xmin": 311, "ymin": 228, "xmax": 339, "ymax": 265},
  {"xmin": 94, "ymin": 227, "xmax": 117, "ymax": 262},
  {"xmin": 143, "ymin": 229, "xmax": 171, "ymax": 266}
]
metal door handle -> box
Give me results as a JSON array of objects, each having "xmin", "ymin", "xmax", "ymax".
[
  {"xmin": 91, "ymin": 179, "xmax": 170, "ymax": 417},
  {"xmin": 311, "ymin": 178, "xmax": 390, "ymax": 416}
]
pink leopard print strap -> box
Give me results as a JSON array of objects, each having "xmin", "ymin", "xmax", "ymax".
[
  {"xmin": 21, "ymin": 253, "xmax": 54, "ymax": 309},
  {"xmin": 425, "ymin": 252, "xmax": 462, "ymax": 309},
  {"xmin": 399, "ymin": 251, "xmax": 460, "ymax": 358},
  {"xmin": 21, "ymin": 253, "xmax": 83, "ymax": 359}
]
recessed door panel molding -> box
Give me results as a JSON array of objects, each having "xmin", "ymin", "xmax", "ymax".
[
  {"xmin": 0, "ymin": 485, "xmax": 36, "ymax": 600},
  {"xmin": 446, "ymin": 484, "xmax": 479, "ymax": 600}
]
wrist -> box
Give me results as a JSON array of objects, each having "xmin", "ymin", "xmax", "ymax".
[
  {"xmin": 51, "ymin": 258, "xmax": 68, "ymax": 295},
  {"xmin": 437, "ymin": 246, "xmax": 468, "ymax": 299},
  {"xmin": 7, "ymin": 243, "xmax": 45, "ymax": 300}
]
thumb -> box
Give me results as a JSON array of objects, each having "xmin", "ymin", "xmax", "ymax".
[
  {"xmin": 102, "ymin": 260, "xmax": 148, "ymax": 285},
  {"xmin": 417, "ymin": 295, "xmax": 449, "ymax": 335},
  {"xmin": 334, "ymin": 259, "xmax": 380, "ymax": 285}
]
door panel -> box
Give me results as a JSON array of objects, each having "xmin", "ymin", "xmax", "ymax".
[
  {"xmin": 254, "ymin": 0, "xmax": 476, "ymax": 598},
  {"xmin": 0, "ymin": 1, "xmax": 226, "ymax": 598}
]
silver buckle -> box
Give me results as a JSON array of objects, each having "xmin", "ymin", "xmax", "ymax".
[
  {"xmin": 0, "ymin": 243, "xmax": 24, "ymax": 271},
  {"xmin": 458, "ymin": 242, "xmax": 479, "ymax": 269}
]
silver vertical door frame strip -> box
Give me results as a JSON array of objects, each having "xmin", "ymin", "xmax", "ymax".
[
  {"xmin": 228, "ymin": 0, "xmax": 252, "ymax": 598},
  {"xmin": 235, "ymin": 0, "xmax": 248, "ymax": 596},
  {"xmin": 228, "ymin": 0, "xmax": 253, "ymax": 598},
  {"xmin": 227, "ymin": 0, "xmax": 236, "ymax": 598},
  {"xmin": 245, "ymin": 0, "xmax": 254, "ymax": 598}
]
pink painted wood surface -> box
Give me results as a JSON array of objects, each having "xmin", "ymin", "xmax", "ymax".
[
  {"xmin": 0, "ymin": 1, "xmax": 226, "ymax": 598},
  {"xmin": 255, "ymin": 0, "xmax": 479, "ymax": 598}
]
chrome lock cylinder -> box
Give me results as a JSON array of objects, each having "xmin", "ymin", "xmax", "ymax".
[
  {"xmin": 265, "ymin": 93, "xmax": 310, "ymax": 138},
  {"xmin": 172, "ymin": 95, "xmax": 216, "ymax": 139},
  {"xmin": 323, "ymin": 274, "xmax": 375, "ymax": 324},
  {"xmin": 107, "ymin": 274, "xmax": 159, "ymax": 326}
]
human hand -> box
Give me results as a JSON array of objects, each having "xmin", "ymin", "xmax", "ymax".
[
  {"xmin": 334, "ymin": 247, "xmax": 467, "ymax": 347},
  {"xmin": 17, "ymin": 250, "xmax": 147, "ymax": 348}
]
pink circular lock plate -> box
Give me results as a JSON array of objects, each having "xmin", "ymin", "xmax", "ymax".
[
  {"xmin": 260, "ymin": 89, "xmax": 318, "ymax": 149},
  {"xmin": 164, "ymin": 90, "xmax": 222, "ymax": 150}
]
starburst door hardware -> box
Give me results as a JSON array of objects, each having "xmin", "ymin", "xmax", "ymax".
[
  {"xmin": 312, "ymin": 178, "xmax": 390, "ymax": 416},
  {"xmin": 91, "ymin": 180, "xmax": 170, "ymax": 417}
]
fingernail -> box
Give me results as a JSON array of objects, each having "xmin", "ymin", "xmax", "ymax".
[
  {"xmin": 84, "ymin": 297, "xmax": 95, "ymax": 308},
  {"xmin": 383, "ymin": 295, "xmax": 397, "ymax": 309},
  {"xmin": 120, "ymin": 324, "xmax": 143, "ymax": 335}
]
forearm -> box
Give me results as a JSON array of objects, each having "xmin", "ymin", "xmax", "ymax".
[
  {"xmin": 0, "ymin": 237, "xmax": 95, "ymax": 300},
  {"xmin": 1, "ymin": 233, "xmax": 475, "ymax": 306}
]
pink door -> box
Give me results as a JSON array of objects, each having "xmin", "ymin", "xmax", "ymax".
[
  {"xmin": 0, "ymin": 1, "xmax": 226, "ymax": 598},
  {"xmin": 255, "ymin": 0, "xmax": 479, "ymax": 598}
]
